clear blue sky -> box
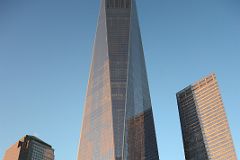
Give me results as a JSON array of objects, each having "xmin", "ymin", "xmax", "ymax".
[{"xmin": 0, "ymin": 0, "xmax": 239, "ymax": 159}]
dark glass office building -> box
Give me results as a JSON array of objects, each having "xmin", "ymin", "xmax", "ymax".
[
  {"xmin": 176, "ymin": 74, "xmax": 237, "ymax": 160},
  {"xmin": 78, "ymin": 0, "xmax": 159, "ymax": 159},
  {"xmin": 3, "ymin": 135, "xmax": 54, "ymax": 160}
]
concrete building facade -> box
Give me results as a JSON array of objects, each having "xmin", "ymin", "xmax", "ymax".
[{"xmin": 176, "ymin": 74, "xmax": 237, "ymax": 160}]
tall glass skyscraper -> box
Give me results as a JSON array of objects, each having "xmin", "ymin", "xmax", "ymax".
[
  {"xmin": 176, "ymin": 74, "xmax": 237, "ymax": 160},
  {"xmin": 78, "ymin": 0, "xmax": 159, "ymax": 159}
]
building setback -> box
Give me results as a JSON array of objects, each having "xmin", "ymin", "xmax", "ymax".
[
  {"xmin": 3, "ymin": 135, "xmax": 54, "ymax": 160},
  {"xmin": 176, "ymin": 73, "xmax": 237, "ymax": 160},
  {"xmin": 77, "ymin": 0, "xmax": 159, "ymax": 160}
]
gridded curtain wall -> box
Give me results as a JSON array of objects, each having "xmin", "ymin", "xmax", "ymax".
[{"xmin": 78, "ymin": 0, "xmax": 159, "ymax": 159}]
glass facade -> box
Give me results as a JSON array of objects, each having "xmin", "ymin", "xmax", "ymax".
[
  {"xmin": 28, "ymin": 140, "xmax": 54, "ymax": 160},
  {"xmin": 78, "ymin": 0, "xmax": 159, "ymax": 160},
  {"xmin": 3, "ymin": 135, "xmax": 54, "ymax": 160},
  {"xmin": 176, "ymin": 74, "xmax": 237, "ymax": 160}
]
